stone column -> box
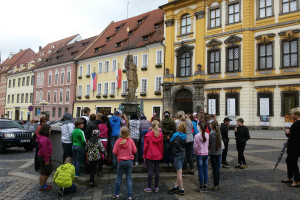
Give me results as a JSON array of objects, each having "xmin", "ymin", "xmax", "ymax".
[
  {"xmin": 162, "ymin": 82, "xmax": 173, "ymax": 114},
  {"xmin": 192, "ymin": 80, "xmax": 205, "ymax": 113}
]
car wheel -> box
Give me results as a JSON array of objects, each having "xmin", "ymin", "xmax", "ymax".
[
  {"xmin": 0, "ymin": 140, "xmax": 6, "ymax": 153},
  {"xmin": 24, "ymin": 145, "xmax": 34, "ymax": 152}
]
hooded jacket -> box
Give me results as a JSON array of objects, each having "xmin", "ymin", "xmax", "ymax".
[
  {"xmin": 113, "ymin": 137, "xmax": 137, "ymax": 162},
  {"xmin": 170, "ymin": 132, "xmax": 186, "ymax": 157},
  {"xmin": 143, "ymin": 131, "xmax": 164, "ymax": 160},
  {"xmin": 129, "ymin": 119, "xmax": 141, "ymax": 140},
  {"xmin": 61, "ymin": 113, "xmax": 75, "ymax": 144},
  {"xmin": 38, "ymin": 135, "xmax": 53, "ymax": 163},
  {"xmin": 109, "ymin": 115, "xmax": 121, "ymax": 137},
  {"xmin": 161, "ymin": 117, "xmax": 176, "ymax": 141},
  {"xmin": 85, "ymin": 120, "xmax": 98, "ymax": 140},
  {"xmin": 193, "ymin": 132, "xmax": 210, "ymax": 156},
  {"xmin": 53, "ymin": 163, "xmax": 75, "ymax": 188},
  {"xmin": 176, "ymin": 119, "xmax": 193, "ymax": 143}
]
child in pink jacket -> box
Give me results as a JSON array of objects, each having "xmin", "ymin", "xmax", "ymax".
[
  {"xmin": 112, "ymin": 126, "xmax": 137, "ymax": 200},
  {"xmin": 143, "ymin": 120, "xmax": 163, "ymax": 193}
]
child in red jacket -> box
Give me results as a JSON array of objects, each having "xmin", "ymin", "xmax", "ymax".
[
  {"xmin": 143, "ymin": 120, "xmax": 164, "ymax": 193},
  {"xmin": 112, "ymin": 126, "xmax": 137, "ymax": 200}
]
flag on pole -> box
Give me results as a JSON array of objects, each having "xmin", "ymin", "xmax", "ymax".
[
  {"xmin": 116, "ymin": 68, "xmax": 122, "ymax": 89},
  {"xmin": 91, "ymin": 73, "xmax": 97, "ymax": 90}
]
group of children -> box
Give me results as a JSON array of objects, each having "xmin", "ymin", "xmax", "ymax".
[{"xmin": 36, "ymin": 110, "xmax": 250, "ymax": 199}]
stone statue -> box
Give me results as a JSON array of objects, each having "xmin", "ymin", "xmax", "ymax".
[{"xmin": 125, "ymin": 55, "xmax": 138, "ymax": 101}]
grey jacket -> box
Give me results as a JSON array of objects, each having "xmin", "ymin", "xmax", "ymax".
[
  {"xmin": 209, "ymin": 129, "xmax": 222, "ymax": 155},
  {"xmin": 176, "ymin": 119, "xmax": 194, "ymax": 143},
  {"xmin": 129, "ymin": 119, "xmax": 141, "ymax": 140}
]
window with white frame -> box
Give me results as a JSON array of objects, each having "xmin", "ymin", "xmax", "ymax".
[
  {"xmin": 258, "ymin": 0, "xmax": 272, "ymax": 18},
  {"xmin": 40, "ymin": 73, "xmax": 44, "ymax": 87},
  {"xmin": 133, "ymin": 55, "xmax": 138, "ymax": 67},
  {"xmin": 37, "ymin": 73, "xmax": 40, "ymax": 87},
  {"xmin": 210, "ymin": 7, "xmax": 221, "ymax": 28},
  {"xmin": 78, "ymin": 85, "xmax": 82, "ymax": 96},
  {"xmin": 35, "ymin": 92, "xmax": 39, "ymax": 103},
  {"xmin": 67, "ymin": 67, "xmax": 71, "ymax": 83},
  {"xmin": 122, "ymin": 80, "xmax": 128, "ymax": 94},
  {"xmin": 86, "ymin": 84, "xmax": 91, "ymax": 96},
  {"xmin": 66, "ymin": 90, "xmax": 70, "ymax": 102},
  {"xmin": 97, "ymin": 83, "xmax": 102, "ymax": 95},
  {"xmin": 104, "ymin": 83, "xmax": 109, "ymax": 95},
  {"xmin": 105, "ymin": 61, "xmax": 109, "ymax": 72},
  {"xmin": 87, "ymin": 64, "xmax": 91, "ymax": 75},
  {"xmin": 60, "ymin": 69, "xmax": 65, "ymax": 85},
  {"xmin": 39, "ymin": 91, "xmax": 43, "ymax": 102},
  {"xmin": 141, "ymin": 78, "xmax": 147, "ymax": 93},
  {"xmin": 55, "ymin": 70, "xmax": 59, "ymax": 85},
  {"xmin": 155, "ymin": 76, "xmax": 162, "ymax": 91},
  {"xmin": 59, "ymin": 89, "xmax": 63, "ymax": 103},
  {"xmin": 48, "ymin": 71, "xmax": 52, "ymax": 86},
  {"xmin": 98, "ymin": 62, "xmax": 103, "ymax": 73},
  {"xmin": 112, "ymin": 59, "xmax": 117, "ymax": 72},
  {"xmin": 79, "ymin": 66, "xmax": 83, "ymax": 77},
  {"xmin": 156, "ymin": 50, "xmax": 163, "ymax": 64},
  {"xmin": 142, "ymin": 54, "xmax": 148, "ymax": 67},
  {"xmin": 282, "ymin": 0, "xmax": 297, "ymax": 13},
  {"xmin": 181, "ymin": 14, "xmax": 192, "ymax": 35},
  {"xmin": 228, "ymin": 2, "xmax": 240, "ymax": 24},
  {"xmin": 123, "ymin": 57, "xmax": 127, "ymax": 69},
  {"xmin": 47, "ymin": 91, "xmax": 51, "ymax": 103},
  {"xmin": 111, "ymin": 82, "xmax": 116, "ymax": 95},
  {"xmin": 54, "ymin": 91, "xmax": 57, "ymax": 103}
]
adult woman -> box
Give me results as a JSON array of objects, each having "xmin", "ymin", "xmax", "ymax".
[
  {"xmin": 282, "ymin": 107, "xmax": 300, "ymax": 187},
  {"xmin": 129, "ymin": 113, "xmax": 140, "ymax": 165}
]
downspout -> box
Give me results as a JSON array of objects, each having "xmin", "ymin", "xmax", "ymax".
[
  {"xmin": 73, "ymin": 60, "xmax": 77, "ymax": 118},
  {"xmin": 160, "ymin": 39, "xmax": 166, "ymax": 113}
]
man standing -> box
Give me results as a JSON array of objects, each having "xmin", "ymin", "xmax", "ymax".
[
  {"xmin": 234, "ymin": 118, "xmax": 250, "ymax": 169},
  {"xmin": 220, "ymin": 117, "xmax": 231, "ymax": 168},
  {"xmin": 109, "ymin": 111, "xmax": 121, "ymax": 168},
  {"xmin": 80, "ymin": 107, "xmax": 90, "ymax": 134}
]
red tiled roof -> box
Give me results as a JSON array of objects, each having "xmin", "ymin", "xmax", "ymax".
[
  {"xmin": 0, "ymin": 49, "xmax": 36, "ymax": 74},
  {"xmin": 34, "ymin": 35, "xmax": 98, "ymax": 70},
  {"xmin": 78, "ymin": 9, "xmax": 164, "ymax": 61}
]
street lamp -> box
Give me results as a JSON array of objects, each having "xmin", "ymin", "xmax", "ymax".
[{"xmin": 39, "ymin": 100, "xmax": 48, "ymax": 115}]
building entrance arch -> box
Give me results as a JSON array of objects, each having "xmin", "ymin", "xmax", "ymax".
[{"xmin": 174, "ymin": 89, "xmax": 193, "ymax": 114}]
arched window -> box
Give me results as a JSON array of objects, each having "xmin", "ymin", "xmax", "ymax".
[
  {"xmin": 40, "ymin": 72, "xmax": 44, "ymax": 87},
  {"xmin": 55, "ymin": 69, "xmax": 59, "ymax": 86},
  {"xmin": 37, "ymin": 73, "xmax": 40, "ymax": 87},
  {"xmin": 60, "ymin": 68, "xmax": 65, "ymax": 85},
  {"xmin": 180, "ymin": 52, "xmax": 191, "ymax": 76},
  {"xmin": 48, "ymin": 70, "xmax": 52, "ymax": 86},
  {"xmin": 181, "ymin": 14, "xmax": 191, "ymax": 35},
  {"xmin": 67, "ymin": 67, "xmax": 71, "ymax": 83}
]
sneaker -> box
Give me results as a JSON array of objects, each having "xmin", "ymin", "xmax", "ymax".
[
  {"xmin": 197, "ymin": 186, "xmax": 204, "ymax": 193},
  {"xmin": 127, "ymin": 198, "xmax": 132, "ymax": 200},
  {"xmin": 168, "ymin": 186, "xmax": 179, "ymax": 194},
  {"xmin": 210, "ymin": 186, "xmax": 220, "ymax": 191},
  {"xmin": 163, "ymin": 163, "xmax": 168, "ymax": 167},
  {"xmin": 58, "ymin": 188, "xmax": 64, "ymax": 196},
  {"xmin": 135, "ymin": 162, "xmax": 138, "ymax": 166},
  {"xmin": 154, "ymin": 187, "xmax": 159, "ymax": 193},
  {"xmin": 97, "ymin": 172, "xmax": 104, "ymax": 176},
  {"xmin": 75, "ymin": 174, "xmax": 81, "ymax": 178},
  {"xmin": 168, "ymin": 163, "xmax": 172, "ymax": 167},
  {"xmin": 39, "ymin": 185, "xmax": 52, "ymax": 191},
  {"xmin": 144, "ymin": 188, "xmax": 152, "ymax": 193},
  {"xmin": 188, "ymin": 170, "xmax": 195, "ymax": 175},
  {"xmin": 239, "ymin": 165, "xmax": 247, "ymax": 169},
  {"xmin": 222, "ymin": 164, "xmax": 230, "ymax": 168},
  {"xmin": 112, "ymin": 195, "xmax": 120, "ymax": 200},
  {"xmin": 177, "ymin": 189, "xmax": 184, "ymax": 195},
  {"xmin": 235, "ymin": 164, "xmax": 241, "ymax": 168},
  {"xmin": 203, "ymin": 185, "xmax": 208, "ymax": 193}
]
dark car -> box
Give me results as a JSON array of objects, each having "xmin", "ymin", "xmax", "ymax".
[{"xmin": 0, "ymin": 119, "xmax": 35, "ymax": 153}]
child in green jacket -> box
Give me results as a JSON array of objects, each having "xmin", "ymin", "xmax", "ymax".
[{"xmin": 53, "ymin": 157, "xmax": 77, "ymax": 196}]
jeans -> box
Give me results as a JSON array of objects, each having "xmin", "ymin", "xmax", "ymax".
[
  {"xmin": 64, "ymin": 183, "xmax": 77, "ymax": 194},
  {"xmin": 222, "ymin": 141, "xmax": 229, "ymax": 164},
  {"xmin": 140, "ymin": 129, "xmax": 148, "ymax": 158},
  {"xmin": 72, "ymin": 145, "xmax": 84, "ymax": 175},
  {"xmin": 146, "ymin": 160, "xmax": 160, "ymax": 188},
  {"xmin": 114, "ymin": 160, "xmax": 133, "ymax": 198},
  {"xmin": 197, "ymin": 155, "xmax": 208, "ymax": 186},
  {"xmin": 210, "ymin": 155, "xmax": 221, "ymax": 187},
  {"xmin": 163, "ymin": 141, "xmax": 172, "ymax": 164},
  {"xmin": 111, "ymin": 136, "xmax": 119, "ymax": 167},
  {"xmin": 62, "ymin": 142, "xmax": 73, "ymax": 163},
  {"xmin": 183, "ymin": 142, "xmax": 194, "ymax": 171},
  {"xmin": 286, "ymin": 154, "xmax": 300, "ymax": 182},
  {"xmin": 236, "ymin": 142, "xmax": 246, "ymax": 165}
]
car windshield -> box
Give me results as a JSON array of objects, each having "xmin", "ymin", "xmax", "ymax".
[{"xmin": 0, "ymin": 121, "xmax": 22, "ymax": 129}]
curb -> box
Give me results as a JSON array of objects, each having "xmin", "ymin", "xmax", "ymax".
[{"xmin": 229, "ymin": 137, "xmax": 287, "ymax": 140}]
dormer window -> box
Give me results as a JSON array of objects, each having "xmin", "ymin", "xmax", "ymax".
[
  {"xmin": 155, "ymin": 24, "xmax": 160, "ymax": 29},
  {"xmin": 71, "ymin": 51, "xmax": 78, "ymax": 56},
  {"xmin": 67, "ymin": 47, "xmax": 73, "ymax": 51},
  {"xmin": 56, "ymin": 50, "xmax": 61, "ymax": 54},
  {"xmin": 106, "ymin": 37, "xmax": 111, "ymax": 42},
  {"xmin": 56, "ymin": 55, "xmax": 62, "ymax": 60},
  {"xmin": 116, "ymin": 26, "xmax": 121, "ymax": 32},
  {"xmin": 116, "ymin": 42, "xmax": 122, "ymax": 47},
  {"xmin": 128, "ymin": 31, "xmax": 133, "ymax": 36},
  {"xmin": 94, "ymin": 45, "xmax": 106, "ymax": 53},
  {"xmin": 138, "ymin": 20, "xmax": 143, "ymax": 25},
  {"xmin": 82, "ymin": 42, "xmax": 89, "ymax": 46},
  {"xmin": 51, "ymin": 44, "xmax": 55, "ymax": 49},
  {"xmin": 143, "ymin": 36, "xmax": 149, "ymax": 41}
]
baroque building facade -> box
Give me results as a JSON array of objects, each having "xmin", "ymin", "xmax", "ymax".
[{"xmin": 160, "ymin": 0, "xmax": 300, "ymax": 128}]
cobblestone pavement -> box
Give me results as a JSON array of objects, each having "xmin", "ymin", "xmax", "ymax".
[{"xmin": 0, "ymin": 138, "xmax": 299, "ymax": 200}]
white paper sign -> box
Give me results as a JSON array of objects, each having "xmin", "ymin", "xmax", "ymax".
[
  {"xmin": 227, "ymin": 98, "xmax": 236, "ymax": 116},
  {"xmin": 260, "ymin": 98, "xmax": 269, "ymax": 116},
  {"xmin": 229, "ymin": 116, "xmax": 236, "ymax": 125},
  {"xmin": 208, "ymin": 99, "xmax": 216, "ymax": 114}
]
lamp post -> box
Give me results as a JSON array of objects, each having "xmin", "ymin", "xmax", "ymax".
[{"xmin": 39, "ymin": 100, "xmax": 48, "ymax": 115}]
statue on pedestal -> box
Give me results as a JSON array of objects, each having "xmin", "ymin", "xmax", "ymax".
[{"xmin": 125, "ymin": 55, "xmax": 138, "ymax": 102}]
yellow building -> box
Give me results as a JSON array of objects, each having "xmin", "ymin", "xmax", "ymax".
[
  {"xmin": 160, "ymin": 0, "xmax": 300, "ymax": 128},
  {"xmin": 5, "ymin": 60, "xmax": 35, "ymax": 121},
  {"xmin": 74, "ymin": 9, "xmax": 165, "ymax": 119}
]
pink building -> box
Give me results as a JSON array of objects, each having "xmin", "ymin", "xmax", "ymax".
[{"xmin": 32, "ymin": 35, "xmax": 96, "ymax": 121}]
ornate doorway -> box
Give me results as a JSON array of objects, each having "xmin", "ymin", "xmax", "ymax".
[{"xmin": 174, "ymin": 89, "xmax": 193, "ymax": 114}]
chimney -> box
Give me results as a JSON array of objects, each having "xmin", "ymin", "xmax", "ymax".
[
  {"xmin": 19, "ymin": 49, "xmax": 22, "ymax": 52},
  {"xmin": 39, "ymin": 46, "xmax": 42, "ymax": 51},
  {"xmin": 9, "ymin": 52, "xmax": 14, "ymax": 59}
]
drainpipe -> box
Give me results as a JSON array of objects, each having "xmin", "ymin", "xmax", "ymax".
[
  {"xmin": 161, "ymin": 40, "xmax": 166, "ymax": 76},
  {"xmin": 72, "ymin": 60, "xmax": 77, "ymax": 118}
]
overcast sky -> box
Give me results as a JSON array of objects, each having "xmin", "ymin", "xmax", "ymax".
[{"xmin": 0, "ymin": 0, "xmax": 168, "ymax": 62}]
